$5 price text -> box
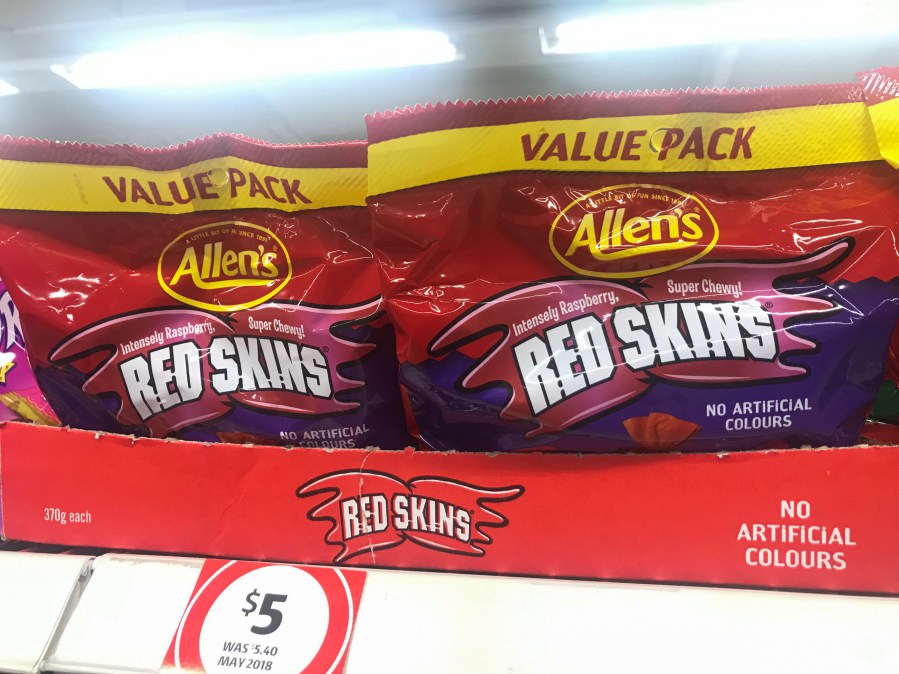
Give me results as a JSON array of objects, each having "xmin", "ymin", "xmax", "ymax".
[{"xmin": 242, "ymin": 589, "xmax": 288, "ymax": 636}]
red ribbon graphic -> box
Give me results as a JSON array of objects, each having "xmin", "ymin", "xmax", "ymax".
[
  {"xmin": 428, "ymin": 242, "xmax": 847, "ymax": 436},
  {"xmin": 297, "ymin": 471, "xmax": 523, "ymax": 563},
  {"xmin": 50, "ymin": 300, "xmax": 382, "ymax": 436}
]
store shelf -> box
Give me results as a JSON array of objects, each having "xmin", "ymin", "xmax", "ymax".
[
  {"xmin": 0, "ymin": 6, "xmax": 896, "ymax": 674},
  {"xmin": 0, "ymin": 551, "xmax": 91, "ymax": 674},
  {"xmin": 22, "ymin": 552, "xmax": 898, "ymax": 674}
]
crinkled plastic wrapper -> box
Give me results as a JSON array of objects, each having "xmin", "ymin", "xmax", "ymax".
[
  {"xmin": 366, "ymin": 85, "xmax": 899, "ymax": 452},
  {"xmin": 0, "ymin": 134, "xmax": 410, "ymax": 449}
]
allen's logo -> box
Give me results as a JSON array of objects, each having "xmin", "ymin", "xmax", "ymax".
[
  {"xmin": 158, "ymin": 221, "xmax": 292, "ymax": 311},
  {"xmin": 549, "ymin": 184, "xmax": 718, "ymax": 279},
  {"xmin": 297, "ymin": 471, "xmax": 523, "ymax": 563}
]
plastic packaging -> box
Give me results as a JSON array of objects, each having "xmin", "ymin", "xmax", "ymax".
[
  {"xmin": 0, "ymin": 134, "xmax": 409, "ymax": 448},
  {"xmin": 367, "ymin": 85, "xmax": 899, "ymax": 452}
]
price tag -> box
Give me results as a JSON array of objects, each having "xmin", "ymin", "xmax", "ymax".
[{"xmin": 162, "ymin": 560, "xmax": 366, "ymax": 674}]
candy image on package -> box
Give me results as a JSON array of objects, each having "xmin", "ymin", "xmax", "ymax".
[
  {"xmin": 366, "ymin": 85, "xmax": 899, "ymax": 452},
  {"xmin": 0, "ymin": 134, "xmax": 410, "ymax": 449}
]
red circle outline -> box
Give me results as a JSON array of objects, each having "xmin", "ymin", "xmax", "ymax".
[{"xmin": 173, "ymin": 561, "xmax": 354, "ymax": 674}]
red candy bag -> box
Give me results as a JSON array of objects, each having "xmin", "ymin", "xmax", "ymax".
[
  {"xmin": 366, "ymin": 85, "xmax": 899, "ymax": 453},
  {"xmin": 0, "ymin": 134, "xmax": 410, "ymax": 448}
]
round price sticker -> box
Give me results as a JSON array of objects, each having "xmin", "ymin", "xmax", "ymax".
[{"xmin": 164, "ymin": 560, "xmax": 366, "ymax": 674}]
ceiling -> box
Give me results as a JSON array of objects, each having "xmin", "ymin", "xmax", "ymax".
[{"xmin": 0, "ymin": 0, "xmax": 897, "ymax": 145}]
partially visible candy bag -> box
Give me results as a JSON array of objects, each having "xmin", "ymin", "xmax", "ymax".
[
  {"xmin": 0, "ymin": 280, "xmax": 57, "ymax": 425},
  {"xmin": 873, "ymin": 328, "xmax": 899, "ymax": 423},
  {"xmin": 366, "ymin": 85, "xmax": 899, "ymax": 453},
  {"xmin": 859, "ymin": 67, "xmax": 899, "ymax": 423},
  {"xmin": 888, "ymin": 329, "xmax": 899, "ymax": 382},
  {"xmin": 0, "ymin": 134, "xmax": 409, "ymax": 448}
]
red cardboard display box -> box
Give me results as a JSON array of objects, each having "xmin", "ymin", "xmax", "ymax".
[{"xmin": 1, "ymin": 422, "xmax": 896, "ymax": 595}]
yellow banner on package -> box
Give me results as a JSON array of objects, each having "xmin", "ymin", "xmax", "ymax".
[
  {"xmin": 866, "ymin": 97, "xmax": 899, "ymax": 169},
  {"xmin": 0, "ymin": 156, "xmax": 367, "ymax": 212},
  {"xmin": 368, "ymin": 102, "xmax": 881, "ymax": 195}
]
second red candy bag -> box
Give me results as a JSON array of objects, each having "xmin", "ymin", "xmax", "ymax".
[{"xmin": 366, "ymin": 86, "xmax": 899, "ymax": 453}]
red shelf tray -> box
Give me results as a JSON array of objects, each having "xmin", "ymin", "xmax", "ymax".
[{"xmin": 1, "ymin": 422, "xmax": 896, "ymax": 594}]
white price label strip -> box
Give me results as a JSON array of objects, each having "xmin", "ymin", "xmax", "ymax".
[
  {"xmin": 45, "ymin": 555, "xmax": 206, "ymax": 674},
  {"xmin": 0, "ymin": 551, "xmax": 91, "ymax": 674},
  {"xmin": 41, "ymin": 552, "xmax": 899, "ymax": 674},
  {"xmin": 163, "ymin": 560, "xmax": 366, "ymax": 674}
]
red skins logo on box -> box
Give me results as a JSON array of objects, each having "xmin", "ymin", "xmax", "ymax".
[
  {"xmin": 366, "ymin": 85, "xmax": 899, "ymax": 453},
  {"xmin": 0, "ymin": 134, "xmax": 411, "ymax": 449},
  {"xmin": 297, "ymin": 471, "xmax": 523, "ymax": 562}
]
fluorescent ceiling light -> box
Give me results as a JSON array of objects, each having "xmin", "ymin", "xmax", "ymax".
[
  {"xmin": 0, "ymin": 79, "xmax": 19, "ymax": 96},
  {"xmin": 544, "ymin": 0, "xmax": 897, "ymax": 54},
  {"xmin": 51, "ymin": 29, "xmax": 457, "ymax": 90}
]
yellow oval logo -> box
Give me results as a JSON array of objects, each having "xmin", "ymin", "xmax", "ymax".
[
  {"xmin": 549, "ymin": 184, "xmax": 718, "ymax": 279},
  {"xmin": 158, "ymin": 221, "xmax": 292, "ymax": 312}
]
